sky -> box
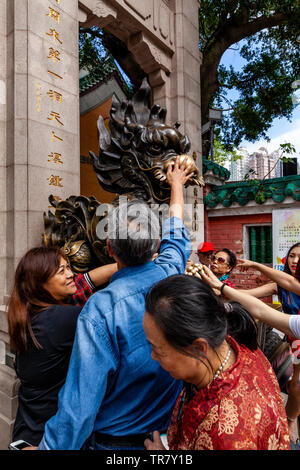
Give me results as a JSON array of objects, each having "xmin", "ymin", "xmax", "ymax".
[
  {"xmin": 88, "ymin": 32, "xmax": 300, "ymax": 159},
  {"xmin": 220, "ymin": 43, "xmax": 300, "ymax": 159}
]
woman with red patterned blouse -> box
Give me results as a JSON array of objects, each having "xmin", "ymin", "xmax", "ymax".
[{"xmin": 143, "ymin": 274, "xmax": 290, "ymax": 450}]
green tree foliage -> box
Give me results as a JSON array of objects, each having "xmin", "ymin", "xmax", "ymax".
[
  {"xmin": 79, "ymin": 2, "xmax": 300, "ymax": 156},
  {"xmin": 212, "ymin": 136, "xmax": 243, "ymax": 166},
  {"xmin": 79, "ymin": 28, "xmax": 106, "ymax": 74},
  {"xmin": 79, "ymin": 27, "xmax": 141, "ymax": 94},
  {"xmin": 200, "ymin": 0, "xmax": 300, "ymax": 153}
]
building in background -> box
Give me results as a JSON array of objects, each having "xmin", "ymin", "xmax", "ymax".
[
  {"xmin": 228, "ymin": 147, "xmax": 250, "ymax": 181},
  {"xmin": 248, "ymin": 147, "xmax": 277, "ymax": 180},
  {"xmin": 0, "ymin": 0, "xmax": 203, "ymax": 449},
  {"xmin": 226, "ymin": 146, "xmax": 298, "ymax": 181},
  {"xmin": 202, "ymin": 158, "xmax": 300, "ymax": 297},
  {"xmin": 79, "ymin": 60, "xmax": 131, "ymax": 204}
]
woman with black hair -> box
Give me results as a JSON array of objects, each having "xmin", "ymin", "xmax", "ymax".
[
  {"xmin": 143, "ymin": 274, "xmax": 290, "ymax": 450},
  {"xmin": 236, "ymin": 249, "xmax": 300, "ymax": 443},
  {"xmin": 7, "ymin": 247, "xmax": 117, "ymax": 447},
  {"xmin": 237, "ymin": 242, "xmax": 300, "ymax": 316},
  {"xmin": 210, "ymin": 248, "xmax": 237, "ymax": 288},
  {"xmin": 237, "ymin": 244, "xmax": 300, "ymax": 365},
  {"xmin": 201, "ymin": 264, "xmax": 300, "ymax": 447}
]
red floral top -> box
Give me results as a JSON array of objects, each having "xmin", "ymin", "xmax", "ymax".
[{"xmin": 167, "ymin": 336, "xmax": 290, "ymax": 450}]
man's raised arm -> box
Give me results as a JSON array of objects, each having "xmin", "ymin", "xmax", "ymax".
[{"xmin": 167, "ymin": 157, "xmax": 193, "ymax": 221}]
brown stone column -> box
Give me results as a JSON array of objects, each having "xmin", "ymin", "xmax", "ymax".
[
  {"xmin": 0, "ymin": 0, "xmax": 81, "ymax": 449},
  {"xmin": 80, "ymin": 0, "xmax": 204, "ymax": 251},
  {"xmin": 167, "ymin": 0, "xmax": 203, "ymax": 250}
]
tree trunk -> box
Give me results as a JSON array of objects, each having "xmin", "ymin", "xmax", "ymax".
[
  {"xmin": 201, "ymin": 10, "xmax": 289, "ymax": 157},
  {"xmin": 200, "ymin": 12, "xmax": 290, "ymax": 130},
  {"xmin": 101, "ymin": 31, "xmax": 145, "ymax": 87}
]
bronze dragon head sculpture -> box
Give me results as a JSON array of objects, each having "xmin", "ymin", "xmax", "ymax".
[
  {"xmin": 43, "ymin": 78, "xmax": 203, "ymax": 272},
  {"xmin": 90, "ymin": 77, "xmax": 203, "ymax": 203}
]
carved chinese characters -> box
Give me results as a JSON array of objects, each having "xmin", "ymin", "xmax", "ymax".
[
  {"xmin": 45, "ymin": 2, "xmax": 64, "ymax": 192},
  {"xmin": 28, "ymin": 0, "xmax": 79, "ymax": 213}
]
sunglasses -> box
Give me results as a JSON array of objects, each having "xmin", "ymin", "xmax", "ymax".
[{"xmin": 211, "ymin": 254, "xmax": 228, "ymax": 265}]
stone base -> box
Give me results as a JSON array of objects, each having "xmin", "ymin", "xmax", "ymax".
[
  {"xmin": 0, "ymin": 412, "xmax": 14, "ymax": 450},
  {"xmin": 0, "ymin": 364, "xmax": 19, "ymax": 450}
]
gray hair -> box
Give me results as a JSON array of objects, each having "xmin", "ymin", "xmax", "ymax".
[{"xmin": 107, "ymin": 200, "xmax": 160, "ymax": 266}]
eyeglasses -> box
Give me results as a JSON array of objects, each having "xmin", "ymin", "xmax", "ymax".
[{"xmin": 211, "ymin": 254, "xmax": 228, "ymax": 265}]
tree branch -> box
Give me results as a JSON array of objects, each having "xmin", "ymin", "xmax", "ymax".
[
  {"xmin": 227, "ymin": 12, "xmax": 289, "ymax": 45},
  {"xmin": 200, "ymin": 10, "xmax": 293, "ymax": 120},
  {"xmin": 204, "ymin": 12, "xmax": 290, "ymax": 60},
  {"xmin": 80, "ymin": 28, "xmax": 145, "ymax": 87},
  {"xmin": 219, "ymin": 94, "xmax": 235, "ymax": 111}
]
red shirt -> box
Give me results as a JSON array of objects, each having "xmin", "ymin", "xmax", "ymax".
[
  {"xmin": 167, "ymin": 336, "xmax": 290, "ymax": 450},
  {"xmin": 72, "ymin": 273, "xmax": 95, "ymax": 306}
]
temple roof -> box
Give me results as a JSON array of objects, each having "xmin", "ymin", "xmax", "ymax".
[
  {"xmin": 79, "ymin": 56, "xmax": 132, "ymax": 98},
  {"xmin": 202, "ymin": 158, "xmax": 231, "ymax": 181},
  {"xmin": 204, "ymin": 174, "xmax": 300, "ymax": 208}
]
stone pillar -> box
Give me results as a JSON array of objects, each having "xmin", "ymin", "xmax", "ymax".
[
  {"xmin": 0, "ymin": 0, "xmax": 81, "ymax": 449},
  {"xmin": 0, "ymin": 365, "xmax": 19, "ymax": 450},
  {"xmin": 5, "ymin": 0, "xmax": 80, "ymax": 295},
  {"xmin": 80, "ymin": 0, "xmax": 204, "ymax": 252},
  {"xmin": 169, "ymin": 0, "xmax": 203, "ymax": 250},
  {"xmin": 0, "ymin": 0, "xmax": 7, "ymax": 311}
]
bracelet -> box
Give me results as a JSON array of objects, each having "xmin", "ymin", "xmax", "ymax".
[{"xmin": 220, "ymin": 283, "xmax": 226, "ymax": 295}]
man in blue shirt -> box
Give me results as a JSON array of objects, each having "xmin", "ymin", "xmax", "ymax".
[{"xmin": 38, "ymin": 158, "xmax": 192, "ymax": 450}]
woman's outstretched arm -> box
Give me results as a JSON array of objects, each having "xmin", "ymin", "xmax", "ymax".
[
  {"xmin": 237, "ymin": 259, "xmax": 300, "ymax": 296},
  {"xmin": 201, "ymin": 265, "xmax": 294, "ymax": 338},
  {"xmin": 88, "ymin": 263, "xmax": 118, "ymax": 286}
]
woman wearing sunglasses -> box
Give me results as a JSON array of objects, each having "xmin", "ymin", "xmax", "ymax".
[{"xmin": 210, "ymin": 248, "xmax": 237, "ymax": 288}]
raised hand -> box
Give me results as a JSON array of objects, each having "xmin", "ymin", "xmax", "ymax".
[
  {"xmin": 236, "ymin": 258, "xmax": 256, "ymax": 272},
  {"xmin": 201, "ymin": 265, "xmax": 223, "ymax": 291},
  {"xmin": 144, "ymin": 431, "xmax": 166, "ymax": 451},
  {"xmin": 166, "ymin": 156, "xmax": 194, "ymax": 187}
]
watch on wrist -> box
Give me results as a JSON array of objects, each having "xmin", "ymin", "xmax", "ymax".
[{"xmin": 220, "ymin": 283, "xmax": 226, "ymax": 295}]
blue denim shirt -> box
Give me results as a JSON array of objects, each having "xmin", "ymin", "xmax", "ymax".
[{"xmin": 38, "ymin": 217, "xmax": 190, "ymax": 450}]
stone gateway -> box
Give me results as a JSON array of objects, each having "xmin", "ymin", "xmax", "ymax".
[{"xmin": 0, "ymin": 0, "xmax": 203, "ymax": 449}]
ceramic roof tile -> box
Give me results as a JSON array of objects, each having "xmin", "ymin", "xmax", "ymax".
[
  {"xmin": 79, "ymin": 56, "xmax": 132, "ymax": 97},
  {"xmin": 204, "ymin": 174, "xmax": 300, "ymax": 208}
]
